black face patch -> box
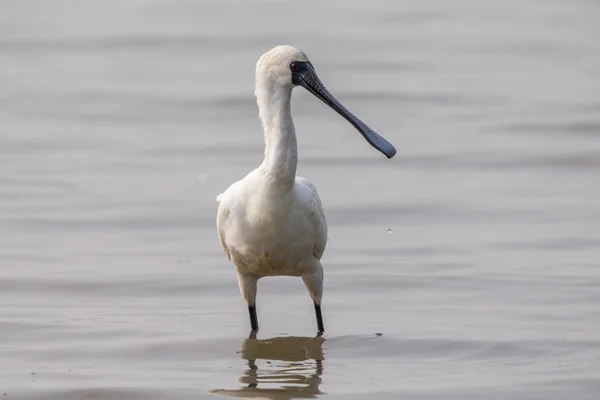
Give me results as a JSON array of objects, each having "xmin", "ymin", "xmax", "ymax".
[{"xmin": 290, "ymin": 61, "xmax": 312, "ymax": 85}]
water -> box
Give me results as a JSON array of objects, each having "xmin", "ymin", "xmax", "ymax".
[{"xmin": 1, "ymin": 0, "xmax": 600, "ymax": 398}]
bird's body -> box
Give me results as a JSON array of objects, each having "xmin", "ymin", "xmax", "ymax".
[
  {"xmin": 217, "ymin": 175, "xmax": 326, "ymax": 278},
  {"xmin": 217, "ymin": 172, "xmax": 326, "ymax": 303},
  {"xmin": 216, "ymin": 45, "xmax": 395, "ymax": 333}
]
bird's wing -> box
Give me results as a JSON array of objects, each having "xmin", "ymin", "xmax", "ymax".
[
  {"xmin": 216, "ymin": 201, "xmax": 231, "ymax": 260},
  {"xmin": 215, "ymin": 181, "xmax": 242, "ymax": 261},
  {"xmin": 296, "ymin": 177, "xmax": 328, "ymax": 260}
]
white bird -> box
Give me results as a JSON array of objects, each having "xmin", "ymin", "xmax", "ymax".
[{"xmin": 216, "ymin": 45, "xmax": 396, "ymax": 333}]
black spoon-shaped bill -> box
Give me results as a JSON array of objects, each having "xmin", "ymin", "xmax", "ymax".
[{"xmin": 293, "ymin": 62, "xmax": 396, "ymax": 159}]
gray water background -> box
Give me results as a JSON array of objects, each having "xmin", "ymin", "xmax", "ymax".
[{"xmin": 1, "ymin": 0, "xmax": 600, "ymax": 399}]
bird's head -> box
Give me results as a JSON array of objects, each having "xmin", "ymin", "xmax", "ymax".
[{"xmin": 255, "ymin": 45, "xmax": 397, "ymax": 159}]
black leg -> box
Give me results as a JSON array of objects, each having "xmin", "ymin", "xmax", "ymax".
[
  {"xmin": 248, "ymin": 304, "xmax": 259, "ymax": 331},
  {"xmin": 314, "ymin": 303, "xmax": 324, "ymax": 333}
]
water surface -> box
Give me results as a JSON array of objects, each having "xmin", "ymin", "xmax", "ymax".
[{"xmin": 1, "ymin": 0, "xmax": 600, "ymax": 399}]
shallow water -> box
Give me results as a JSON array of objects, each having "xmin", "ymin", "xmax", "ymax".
[{"xmin": 1, "ymin": 0, "xmax": 600, "ymax": 399}]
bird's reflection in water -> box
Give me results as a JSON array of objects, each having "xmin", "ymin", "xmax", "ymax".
[{"xmin": 210, "ymin": 333, "xmax": 325, "ymax": 399}]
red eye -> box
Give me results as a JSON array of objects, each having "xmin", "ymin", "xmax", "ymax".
[{"xmin": 290, "ymin": 62, "xmax": 299, "ymax": 72}]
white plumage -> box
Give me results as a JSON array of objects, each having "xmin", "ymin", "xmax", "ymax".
[{"xmin": 216, "ymin": 45, "xmax": 395, "ymax": 333}]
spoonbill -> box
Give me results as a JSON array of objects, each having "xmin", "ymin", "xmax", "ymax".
[{"xmin": 216, "ymin": 45, "xmax": 395, "ymax": 333}]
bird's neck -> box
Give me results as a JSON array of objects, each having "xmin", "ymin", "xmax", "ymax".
[{"xmin": 256, "ymin": 82, "xmax": 298, "ymax": 191}]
